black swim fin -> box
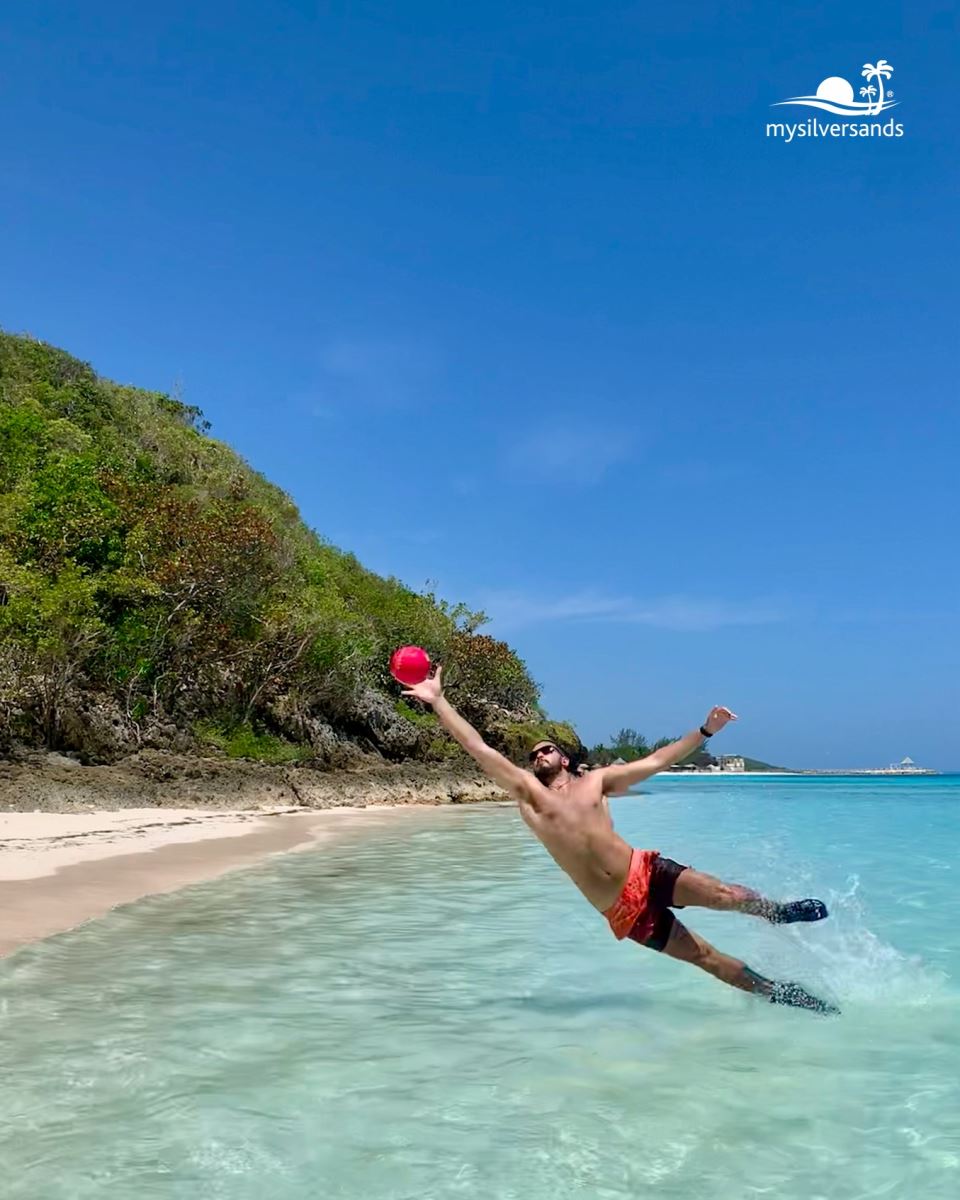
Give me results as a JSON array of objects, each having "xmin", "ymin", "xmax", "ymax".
[
  {"xmin": 768, "ymin": 980, "xmax": 840, "ymax": 1016},
  {"xmin": 769, "ymin": 898, "xmax": 829, "ymax": 925}
]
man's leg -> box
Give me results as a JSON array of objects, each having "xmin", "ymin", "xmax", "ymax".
[
  {"xmin": 672, "ymin": 866, "xmax": 828, "ymax": 925},
  {"xmin": 659, "ymin": 915, "xmax": 763, "ymax": 994},
  {"xmin": 657, "ymin": 916, "xmax": 840, "ymax": 1014}
]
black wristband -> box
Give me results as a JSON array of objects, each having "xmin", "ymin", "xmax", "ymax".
[{"xmin": 699, "ymin": 725, "xmax": 713, "ymax": 738}]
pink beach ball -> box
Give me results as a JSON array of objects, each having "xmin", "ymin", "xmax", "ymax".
[{"xmin": 389, "ymin": 645, "xmax": 431, "ymax": 686}]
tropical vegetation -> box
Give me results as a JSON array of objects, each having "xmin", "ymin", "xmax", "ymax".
[
  {"xmin": 0, "ymin": 332, "xmax": 578, "ymax": 766},
  {"xmin": 589, "ymin": 728, "xmax": 716, "ymax": 769}
]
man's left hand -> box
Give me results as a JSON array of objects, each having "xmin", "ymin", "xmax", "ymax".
[{"xmin": 703, "ymin": 705, "xmax": 738, "ymax": 735}]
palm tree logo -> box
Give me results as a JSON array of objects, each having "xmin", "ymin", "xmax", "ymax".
[
  {"xmin": 772, "ymin": 57, "xmax": 898, "ymax": 115},
  {"xmin": 861, "ymin": 60, "xmax": 894, "ymax": 115}
]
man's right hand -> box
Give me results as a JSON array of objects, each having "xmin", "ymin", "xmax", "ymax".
[{"xmin": 401, "ymin": 664, "xmax": 444, "ymax": 706}]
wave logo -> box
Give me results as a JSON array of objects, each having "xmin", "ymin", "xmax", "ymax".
[{"xmin": 772, "ymin": 59, "xmax": 897, "ymax": 116}]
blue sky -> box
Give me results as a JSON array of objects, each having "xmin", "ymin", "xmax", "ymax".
[{"xmin": 2, "ymin": 2, "xmax": 958, "ymax": 768}]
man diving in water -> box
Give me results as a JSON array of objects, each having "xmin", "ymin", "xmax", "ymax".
[{"xmin": 402, "ymin": 667, "xmax": 838, "ymax": 1015}]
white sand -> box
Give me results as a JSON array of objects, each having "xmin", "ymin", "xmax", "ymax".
[{"xmin": 0, "ymin": 807, "xmax": 312, "ymax": 881}]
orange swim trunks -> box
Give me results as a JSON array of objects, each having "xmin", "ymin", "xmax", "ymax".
[
  {"xmin": 604, "ymin": 848, "xmax": 661, "ymax": 941},
  {"xmin": 603, "ymin": 849, "xmax": 690, "ymax": 947}
]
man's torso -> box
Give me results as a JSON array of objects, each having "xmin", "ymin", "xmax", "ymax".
[{"xmin": 516, "ymin": 771, "xmax": 633, "ymax": 911}]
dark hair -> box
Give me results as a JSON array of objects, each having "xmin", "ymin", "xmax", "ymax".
[{"xmin": 530, "ymin": 739, "xmax": 569, "ymax": 761}]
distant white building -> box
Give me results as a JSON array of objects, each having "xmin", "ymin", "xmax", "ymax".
[
  {"xmin": 886, "ymin": 756, "xmax": 935, "ymax": 775},
  {"xmin": 719, "ymin": 755, "xmax": 745, "ymax": 773}
]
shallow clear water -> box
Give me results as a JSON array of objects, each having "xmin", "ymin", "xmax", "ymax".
[{"xmin": 1, "ymin": 776, "xmax": 958, "ymax": 1198}]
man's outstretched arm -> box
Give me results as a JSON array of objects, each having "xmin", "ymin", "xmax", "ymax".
[
  {"xmin": 598, "ymin": 706, "xmax": 737, "ymax": 794},
  {"xmin": 401, "ymin": 666, "xmax": 531, "ymax": 799}
]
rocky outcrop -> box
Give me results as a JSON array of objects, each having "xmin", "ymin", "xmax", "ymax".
[
  {"xmin": 332, "ymin": 687, "xmax": 427, "ymax": 759},
  {"xmin": 56, "ymin": 693, "xmax": 197, "ymax": 761},
  {"xmin": 0, "ymin": 750, "xmax": 507, "ymax": 812},
  {"xmin": 5, "ymin": 682, "xmax": 436, "ymax": 768}
]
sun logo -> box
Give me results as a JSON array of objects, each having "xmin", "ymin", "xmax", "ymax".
[{"xmin": 773, "ymin": 59, "xmax": 898, "ymax": 116}]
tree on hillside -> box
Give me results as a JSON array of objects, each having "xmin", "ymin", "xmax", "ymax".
[
  {"xmin": 610, "ymin": 728, "xmax": 652, "ymax": 759},
  {"xmin": 0, "ymin": 331, "xmax": 553, "ymax": 762}
]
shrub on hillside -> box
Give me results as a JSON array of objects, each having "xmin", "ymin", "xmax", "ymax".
[
  {"xmin": 0, "ymin": 330, "xmax": 558, "ymax": 762},
  {"xmin": 444, "ymin": 632, "xmax": 540, "ymax": 716}
]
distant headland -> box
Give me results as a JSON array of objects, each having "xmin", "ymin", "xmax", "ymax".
[{"xmin": 661, "ymin": 755, "xmax": 938, "ymax": 777}]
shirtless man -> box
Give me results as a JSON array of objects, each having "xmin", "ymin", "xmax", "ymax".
[{"xmin": 403, "ymin": 667, "xmax": 838, "ymax": 1015}]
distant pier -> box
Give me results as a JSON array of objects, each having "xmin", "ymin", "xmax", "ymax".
[{"xmin": 800, "ymin": 757, "xmax": 938, "ymax": 776}]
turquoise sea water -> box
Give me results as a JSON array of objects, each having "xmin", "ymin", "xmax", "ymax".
[{"xmin": 1, "ymin": 775, "xmax": 958, "ymax": 1198}]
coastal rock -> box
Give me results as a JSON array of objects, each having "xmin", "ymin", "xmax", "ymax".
[
  {"xmin": 346, "ymin": 688, "xmax": 425, "ymax": 759},
  {"xmin": 56, "ymin": 694, "xmax": 196, "ymax": 762},
  {"xmin": 299, "ymin": 717, "xmax": 363, "ymax": 768},
  {"xmin": 43, "ymin": 752, "xmax": 81, "ymax": 769},
  {"xmin": 0, "ymin": 751, "xmax": 507, "ymax": 812},
  {"xmin": 58, "ymin": 695, "xmax": 138, "ymax": 762},
  {"xmin": 141, "ymin": 720, "xmax": 195, "ymax": 755},
  {"xmin": 264, "ymin": 698, "xmax": 365, "ymax": 768}
]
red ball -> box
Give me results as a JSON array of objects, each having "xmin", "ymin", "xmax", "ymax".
[{"xmin": 390, "ymin": 645, "xmax": 431, "ymax": 686}]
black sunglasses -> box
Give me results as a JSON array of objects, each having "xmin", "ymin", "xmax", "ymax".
[{"xmin": 528, "ymin": 744, "xmax": 559, "ymax": 762}]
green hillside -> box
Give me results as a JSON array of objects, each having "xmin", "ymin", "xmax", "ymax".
[
  {"xmin": 740, "ymin": 757, "xmax": 791, "ymax": 773},
  {"xmin": 0, "ymin": 332, "xmax": 578, "ymax": 766}
]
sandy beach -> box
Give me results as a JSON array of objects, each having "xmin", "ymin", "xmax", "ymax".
[
  {"xmin": 0, "ymin": 753, "xmax": 510, "ymax": 959},
  {"xmin": 0, "ymin": 805, "xmax": 420, "ymax": 958}
]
